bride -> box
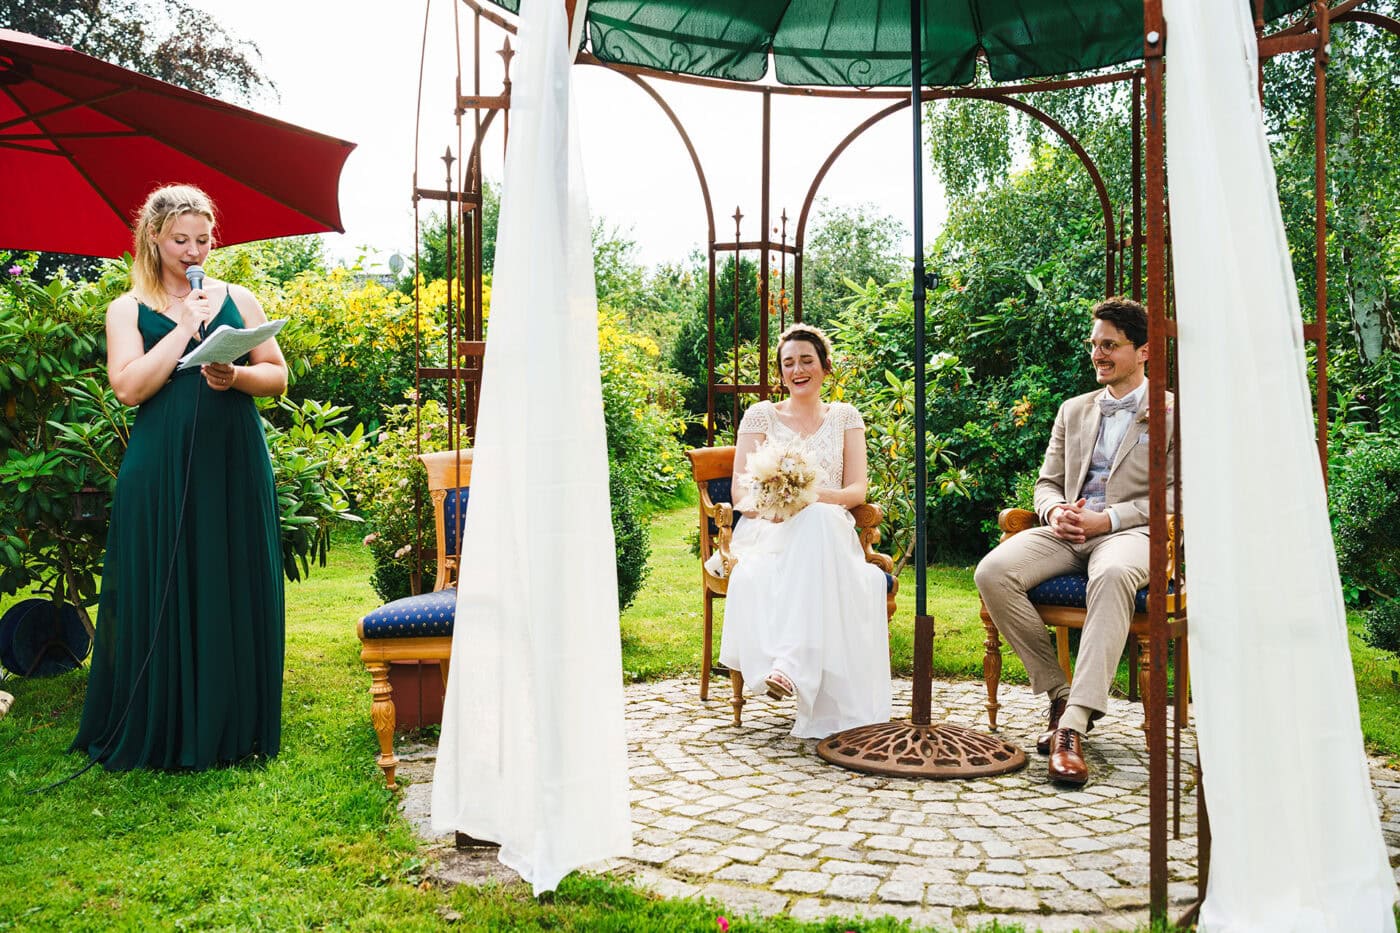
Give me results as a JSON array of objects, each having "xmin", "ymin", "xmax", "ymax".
[{"xmin": 719, "ymin": 323, "xmax": 892, "ymax": 738}]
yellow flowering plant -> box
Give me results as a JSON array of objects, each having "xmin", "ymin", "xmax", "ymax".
[{"xmin": 270, "ymin": 268, "xmax": 448, "ymax": 431}]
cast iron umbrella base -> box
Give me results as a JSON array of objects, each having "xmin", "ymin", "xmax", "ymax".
[
  {"xmin": 816, "ymin": 614, "xmax": 1027, "ymax": 779},
  {"xmin": 816, "ymin": 721, "xmax": 1026, "ymax": 779}
]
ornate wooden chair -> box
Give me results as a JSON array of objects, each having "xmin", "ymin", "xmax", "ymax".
[
  {"xmin": 685, "ymin": 445, "xmax": 898, "ymax": 726},
  {"xmin": 978, "ymin": 508, "xmax": 1188, "ymax": 740},
  {"xmin": 356, "ymin": 449, "xmax": 471, "ymax": 789}
]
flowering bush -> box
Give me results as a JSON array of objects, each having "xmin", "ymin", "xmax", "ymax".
[
  {"xmin": 598, "ymin": 307, "xmax": 690, "ymax": 511},
  {"xmin": 270, "ymin": 269, "xmax": 450, "ymax": 431},
  {"xmin": 332, "ymin": 396, "xmax": 453, "ymax": 602}
]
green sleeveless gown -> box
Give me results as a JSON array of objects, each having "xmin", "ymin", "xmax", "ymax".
[{"xmin": 73, "ymin": 294, "xmax": 284, "ymax": 770}]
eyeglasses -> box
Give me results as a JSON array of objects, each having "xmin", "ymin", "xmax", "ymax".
[{"xmin": 1083, "ymin": 338, "xmax": 1126, "ymax": 355}]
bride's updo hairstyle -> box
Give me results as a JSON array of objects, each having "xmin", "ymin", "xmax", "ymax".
[{"xmin": 777, "ymin": 323, "xmax": 834, "ymax": 374}]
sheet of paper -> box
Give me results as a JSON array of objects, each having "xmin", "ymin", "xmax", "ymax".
[{"xmin": 176, "ymin": 318, "xmax": 287, "ymax": 370}]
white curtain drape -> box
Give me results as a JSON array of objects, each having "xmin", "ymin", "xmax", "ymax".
[
  {"xmin": 1163, "ymin": 1, "xmax": 1397, "ymax": 928},
  {"xmin": 430, "ymin": 0, "xmax": 632, "ymax": 896}
]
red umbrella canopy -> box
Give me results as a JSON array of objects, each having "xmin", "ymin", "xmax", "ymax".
[{"xmin": 0, "ymin": 28, "xmax": 356, "ymax": 258}]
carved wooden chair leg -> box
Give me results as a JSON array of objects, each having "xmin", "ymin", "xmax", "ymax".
[
  {"xmin": 730, "ymin": 669, "xmax": 745, "ymax": 726},
  {"xmin": 366, "ymin": 660, "xmax": 399, "ymax": 790},
  {"xmin": 980, "ymin": 610, "xmax": 1003, "ymax": 731},
  {"xmin": 1137, "ymin": 636, "xmax": 1153, "ymax": 738},
  {"xmin": 1173, "ymin": 633, "xmax": 1191, "ymax": 836},
  {"xmin": 1127, "ymin": 632, "xmax": 1141, "ymax": 703},
  {"xmin": 1054, "ymin": 626, "xmax": 1073, "ymax": 682},
  {"xmin": 701, "ymin": 589, "xmax": 714, "ymax": 701},
  {"xmin": 1175, "ymin": 633, "xmax": 1190, "ymax": 728}
]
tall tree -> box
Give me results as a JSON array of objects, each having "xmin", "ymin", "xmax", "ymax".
[
  {"xmin": 1265, "ymin": 5, "xmax": 1400, "ymax": 434},
  {"xmin": 1, "ymin": 0, "xmax": 273, "ymax": 102},
  {"xmin": 799, "ymin": 199, "xmax": 907, "ymax": 324},
  {"xmin": 4, "ymin": 0, "xmax": 273, "ymax": 280}
]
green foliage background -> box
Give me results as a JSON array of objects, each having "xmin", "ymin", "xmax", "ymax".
[{"xmin": 0, "ymin": 253, "xmax": 362, "ymax": 610}]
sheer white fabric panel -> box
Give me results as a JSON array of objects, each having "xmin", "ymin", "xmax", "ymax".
[
  {"xmin": 1163, "ymin": 1, "xmax": 1396, "ymax": 928},
  {"xmin": 431, "ymin": 0, "xmax": 632, "ymax": 896}
]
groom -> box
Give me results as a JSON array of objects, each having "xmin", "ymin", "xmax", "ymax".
[{"xmin": 975, "ymin": 297, "xmax": 1174, "ymax": 786}]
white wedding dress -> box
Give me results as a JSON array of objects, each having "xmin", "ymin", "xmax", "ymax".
[{"xmin": 718, "ymin": 400, "xmax": 892, "ymax": 738}]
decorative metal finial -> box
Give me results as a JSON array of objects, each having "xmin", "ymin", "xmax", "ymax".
[{"xmin": 500, "ymin": 37, "xmax": 515, "ymax": 85}]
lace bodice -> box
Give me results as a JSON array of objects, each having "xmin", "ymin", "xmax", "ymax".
[{"xmin": 737, "ymin": 400, "xmax": 865, "ymax": 489}]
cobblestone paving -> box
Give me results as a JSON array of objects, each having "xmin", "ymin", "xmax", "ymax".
[{"xmin": 402, "ymin": 677, "xmax": 1400, "ymax": 932}]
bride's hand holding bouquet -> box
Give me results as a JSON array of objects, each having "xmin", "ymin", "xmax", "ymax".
[{"xmin": 736, "ymin": 439, "xmax": 819, "ymax": 522}]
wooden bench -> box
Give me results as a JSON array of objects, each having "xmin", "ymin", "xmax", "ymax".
[
  {"xmin": 686, "ymin": 445, "xmax": 898, "ymax": 726},
  {"xmin": 356, "ymin": 449, "xmax": 471, "ymax": 789}
]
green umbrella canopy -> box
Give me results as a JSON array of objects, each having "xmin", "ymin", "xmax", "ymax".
[{"xmin": 490, "ymin": 0, "xmax": 1313, "ymax": 85}]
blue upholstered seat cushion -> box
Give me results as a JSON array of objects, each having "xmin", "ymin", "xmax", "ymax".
[
  {"xmin": 1028, "ymin": 574, "xmax": 1169, "ymax": 614},
  {"xmin": 705, "ymin": 476, "xmax": 742, "ymax": 536},
  {"xmin": 361, "ymin": 588, "xmax": 457, "ymax": 639},
  {"xmin": 442, "ymin": 488, "xmax": 470, "ymax": 556},
  {"xmin": 885, "ymin": 573, "xmax": 895, "ymax": 594}
]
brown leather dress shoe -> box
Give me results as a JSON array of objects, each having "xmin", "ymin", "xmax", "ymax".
[
  {"xmin": 1047, "ymin": 728, "xmax": 1088, "ymax": 785},
  {"xmin": 1036, "ymin": 696, "xmax": 1068, "ymax": 755}
]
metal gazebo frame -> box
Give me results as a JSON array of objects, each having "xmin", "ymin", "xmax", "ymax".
[{"xmin": 413, "ymin": 0, "xmax": 1392, "ymax": 922}]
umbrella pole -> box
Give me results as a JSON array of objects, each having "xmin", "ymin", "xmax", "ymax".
[
  {"xmin": 816, "ymin": 0, "xmax": 1026, "ymax": 779},
  {"xmin": 909, "ymin": 0, "xmax": 931, "ymax": 730}
]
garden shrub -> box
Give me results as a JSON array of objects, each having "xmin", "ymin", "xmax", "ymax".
[
  {"xmin": 598, "ymin": 308, "xmax": 690, "ymax": 512},
  {"xmin": 1330, "ymin": 432, "xmax": 1400, "ymax": 604},
  {"xmin": 346, "ymin": 392, "xmax": 656, "ymax": 611},
  {"xmin": 610, "ymin": 470, "xmax": 650, "ymax": 612},
  {"xmin": 669, "ymin": 256, "xmax": 762, "ymax": 442},
  {"xmin": 1364, "ymin": 598, "xmax": 1400, "ymax": 657},
  {"xmin": 0, "ymin": 265, "xmax": 116, "ymax": 616},
  {"xmin": 0, "ymin": 258, "xmax": 361, "ymax": 614},
  {"xmin": 262, "ymin": 398, "xmax": 365, "ymax": 582},
  {"xmin": 322, "ymin": 296, "xmax": 689, "ymax": 605},
  {"xmin": 333, "ymin": 397, "xmax": 453, "ymax": 602},
  {"xmin": 822, "ymin": 274, "xmax": 1088, "ymax": 563}
]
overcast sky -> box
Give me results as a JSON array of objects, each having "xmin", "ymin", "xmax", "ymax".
[{"xmin": 187, "ymin": 0, "xmax": 947, "ymax": 271}]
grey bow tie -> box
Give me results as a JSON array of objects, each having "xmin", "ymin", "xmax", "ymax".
[{"xmin": 1099, "ymin": 394, "xmax": 1138, "ymax": 417}]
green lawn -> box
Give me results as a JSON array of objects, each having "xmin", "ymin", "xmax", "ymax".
[
  {"xmin": 623, "ymin": 506, "xmax": 1031, "ymax": 687},
  {"xmin": 1, "ymin": 507, "xmax": 1393, "ymax": 930},
  {"xmin": 0, "ymin": 519, "xmax": 975, "ymax": 932}
]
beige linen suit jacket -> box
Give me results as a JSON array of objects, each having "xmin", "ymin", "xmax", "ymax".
[{"xmin": 1032, "ymin": 386, "xmax": 1175, "ymax": 532}]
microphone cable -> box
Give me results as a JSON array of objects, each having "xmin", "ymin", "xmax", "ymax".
[{"xmin": 30, "ymin": 367, "xmax": 208, "ymax": 793}]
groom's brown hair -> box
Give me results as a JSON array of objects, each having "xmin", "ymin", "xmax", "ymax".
[{"xmin": 1092, "ymin": 297, "xmax": 1149, "ymax": 348}]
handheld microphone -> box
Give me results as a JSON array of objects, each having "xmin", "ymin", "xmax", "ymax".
[{"xmin": 185, "ymin": 265, "xmax": 206, "ymax": 339}]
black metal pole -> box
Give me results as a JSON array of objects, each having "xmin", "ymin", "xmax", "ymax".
[
  {"xmin": 908, "ymin": 0, "xmax": 935, "ymax": 726},
  {"xmin": 910, "ymin": 0, "xmax": 927, "ymax": 623},
  {"xmin": 818, "ymin": 0, "xmax": 1023, "ymax": 778}
]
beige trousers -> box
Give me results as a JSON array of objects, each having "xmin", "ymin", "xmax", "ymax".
[{"xmin": 974, "ymin": 526, "xmax": 1148, "ymax": 715}]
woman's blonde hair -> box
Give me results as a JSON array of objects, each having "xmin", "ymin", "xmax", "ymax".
[
  {"xmin": 129, "ymin": 184, "xmax": 217, "ymax": 310},
  {"xmin": 777, "ymin": 322, "xmax": 835, "ymax": 373}
]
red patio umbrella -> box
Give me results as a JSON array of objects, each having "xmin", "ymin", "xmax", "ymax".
[{"xmin": 0, "ymin": 28, "xmax": 356, "ymax": 257}]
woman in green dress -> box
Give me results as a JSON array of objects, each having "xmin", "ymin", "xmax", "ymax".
[{"xmin": 73, "ymin": 184, "xmax": 288, "ymax": 770}]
